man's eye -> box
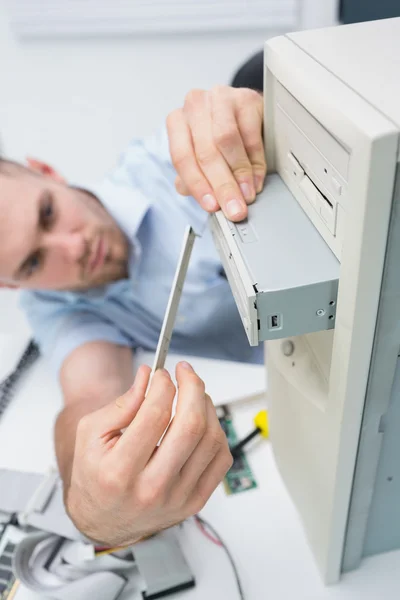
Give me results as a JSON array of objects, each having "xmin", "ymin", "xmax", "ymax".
[
  {"xmin": 40, "ymin": 194, "xmax": 55, "ymax": 228},
  {"xmin": 26, "ymin": 253, "xmax": 42, "ymax": 277}
]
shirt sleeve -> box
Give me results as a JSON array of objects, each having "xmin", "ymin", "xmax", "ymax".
[{"xmin": 20, "ymin": 291, "xmax": 133, "ymax": 376}]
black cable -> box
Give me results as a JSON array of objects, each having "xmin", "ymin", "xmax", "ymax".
[
  {"xmin": 194, "ymin": 515, "xmax": 245, "ymax": 600},
  {"xmin": 0, "ymin": 340, "xmax": 40, "ymax": 420}
]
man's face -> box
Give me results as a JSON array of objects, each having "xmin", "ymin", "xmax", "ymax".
[{"xmin": 0, "ymin": 167, "xmax": 129, "ymax": 291}]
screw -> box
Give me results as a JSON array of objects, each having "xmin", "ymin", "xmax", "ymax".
[{"xmin": 317, "ymin": 309, "xmax": 325, "ymax": 317}]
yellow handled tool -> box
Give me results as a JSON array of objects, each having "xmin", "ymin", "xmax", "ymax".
[{"xmin": 230, "ymin": 409, "xmax": 269, "ymax": 457}]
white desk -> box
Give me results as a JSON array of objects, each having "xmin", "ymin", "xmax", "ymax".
[{"xmin": 1, "ymin": 353, "xmax": 400, "ymax": 600}]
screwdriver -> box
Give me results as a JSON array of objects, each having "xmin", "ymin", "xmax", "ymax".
[{"xmin": 230, "ymin": 409, "xmax": 269, "ymax": 458}]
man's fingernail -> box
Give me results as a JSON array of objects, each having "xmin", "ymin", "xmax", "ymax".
[
  {"xmin": 158, "ymin": 368, "xmax": 170, "ymax": 376},
  {"xmin": 180, "ymin": 361, "xmax": 194, "ymax": 371},
  {"xmin": 226, "ymin": 199, "xmax": 245, "ymax": 220},
  {"xmin": 240, "ymin": 182, "xmax": 254, "ymax": 203},
  {"xmin": 254, "ymin": 175, "xmax": 264, "ymax": 193},
  {"xmin": 202, "ymin": 194, "xmax": 218, "ymax": 211}
]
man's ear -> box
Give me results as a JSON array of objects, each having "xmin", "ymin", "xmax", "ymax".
[{"xmin": 26, "ymin": 157, "xmax": 66, "ymax": 184}]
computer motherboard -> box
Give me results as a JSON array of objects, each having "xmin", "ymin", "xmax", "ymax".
[{"xmin": 219, "ymin": 407, "xmax": 257, "ymax": 495}]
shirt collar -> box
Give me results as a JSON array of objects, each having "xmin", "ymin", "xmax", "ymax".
[{"xmin": 75, "ymin": 176, "xmax": 151, "ymax": 242}]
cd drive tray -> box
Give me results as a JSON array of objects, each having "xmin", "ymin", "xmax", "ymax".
[{"xmin": 209, "ymin": 174, "xmax": 340, "ymax": 346}]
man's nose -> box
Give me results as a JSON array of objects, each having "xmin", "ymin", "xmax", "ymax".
[{"xmin": 43, "ymin": 232, "xmax": 87, "ymax": 263}]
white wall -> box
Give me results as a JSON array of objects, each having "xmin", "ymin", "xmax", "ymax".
[
  {"xmin": 0, "ymin": 2, "xmax": 277, "ymax": 182},
  {"xmin": 0, "ymin": 0, "xmax": 338, "ymax": 180}
]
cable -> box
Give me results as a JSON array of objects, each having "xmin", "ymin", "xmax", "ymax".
[
  {"xmin": 5, "ymin": 580, "xmax": 20, "ymax": 600},
  {"xmin": 194, "ymin": 516, "xmax": 222, "ymax": 546},
  {"xmin": 0, "ymin": 340, "xmax": 40, "ymax": 421},
  {"xmin": 194, "ymin": 515, "xmax": 245, "ymax": 600},
  {"xmin": 94, "ymin": 533, "xmax": 150, "ymax": 557},
  {"xmin": 95, "ymin": 545, "xmax": 128, "ymax": 557}
]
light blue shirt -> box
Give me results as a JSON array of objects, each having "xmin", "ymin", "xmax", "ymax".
[{"xmin": 21, "ymin": 128, "xmax": 263, "ymax": 374}]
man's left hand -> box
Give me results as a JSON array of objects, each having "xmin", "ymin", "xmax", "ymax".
[{"xmin": 167, "ymin": 86, "xmax": 266, "ymax": 222}]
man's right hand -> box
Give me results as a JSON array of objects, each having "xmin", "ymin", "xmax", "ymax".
[{"xmin": 66, "ymin": 361, "xmax": 232, "ymax": 547}]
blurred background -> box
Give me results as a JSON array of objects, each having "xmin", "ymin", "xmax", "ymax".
[
  {"xmin": 0, "ymin": 0, "xmax": 338, "ymax": 181},
  {"xmin": 0, "ymin": 0, "xmax": 399, "ymax": 334}
]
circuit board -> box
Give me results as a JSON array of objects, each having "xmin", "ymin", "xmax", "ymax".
[{"xmin": 219, "ymin": 408, "xmax": 257, "ymax": 495}]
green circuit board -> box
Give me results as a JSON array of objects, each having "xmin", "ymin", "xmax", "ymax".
[{"xmin": 219, "ymin": 410, "xmax": 257, "ymax": 495}]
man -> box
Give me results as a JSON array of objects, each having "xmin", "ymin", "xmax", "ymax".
[{"xmin": 0, "ymin": 86, "xmax": 266, "ymax": 546}]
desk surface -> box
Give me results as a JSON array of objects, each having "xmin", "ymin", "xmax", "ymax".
[{"xmin": 1, "ymin": 355, "xmax": 400, "ymax": 600}]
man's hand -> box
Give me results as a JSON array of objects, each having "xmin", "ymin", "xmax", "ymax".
[
  {"xmin": 66, "ymin": 362, "xmax": 232, "ymax": 547},
  {"xmin": 167, "ymin": 86, "xmax": 266, "ymax": 222}
]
